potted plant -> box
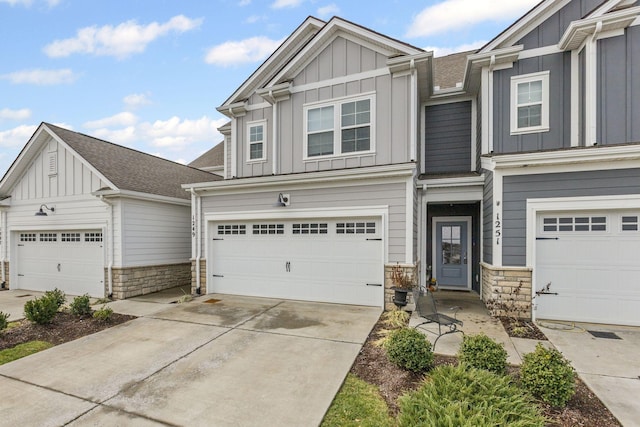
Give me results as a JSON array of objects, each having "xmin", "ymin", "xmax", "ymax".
[{"xmin": 390, "ymin": 263, "xmax": 417, "ymax": 307}]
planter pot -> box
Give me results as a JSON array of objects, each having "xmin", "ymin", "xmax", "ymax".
[{"xmin": 392, "ymin": 287, "xmax": 410, "ymax": 307}]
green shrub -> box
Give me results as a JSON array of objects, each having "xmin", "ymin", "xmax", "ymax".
[
  {"xmin": 0, "ymin": 311, "xmax": 9, "ymax": 331},
  {"xmin": 24, "ymin": 295, "xmax": 59, "ymax": 324},
  {"xmin": 69, "ymin": 294, "xmax": 92, "ymax": 317},
  {"xmin": 384, "ymin": 327, "xmax": 433, "ymax": 372},
  {"xmin": 520, "ymin": 343, "xmax": 575, "ymax": 407},
  {"xmin": 398, "ymin": 364, "xmax": 546, "ymax": 427},
  {"xmin": 44, "ymin": 288, "xmax": 66, "ymax": 309},
  {"xmin": 92, "ymin": 305, "xmax": 113, "ymax": 322},
  {"xmin": 458, "ymin": 333, "xmax": 508, "ymax": 374}
]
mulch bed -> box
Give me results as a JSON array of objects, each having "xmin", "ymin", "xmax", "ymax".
[
  {"xmin": 500, "ymin": 316, "xmax": 548, "ymax": 340},
  {"xmin": 350, "ymin": 313, "xmax": 622, "ymax": 426},
  {"xmin": 0, "ymin": 311, "xmax": 135, "ymax": 351}
]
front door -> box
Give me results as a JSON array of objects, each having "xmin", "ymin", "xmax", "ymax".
[{"xmin": 433, "ymin": 218, "xmax": 470, "ymax": 289}]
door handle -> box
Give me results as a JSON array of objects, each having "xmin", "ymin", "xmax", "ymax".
[
  {"xmin": 285, "ymin": 261, "xmax": 291, "ymax": 272},
  {"xmin": 57, "ymin": 263, "xmax": 61, "ymax": 272},
  {"xmin": 463, "ymin": 252, "xmax": 467, "ymax": 265}
]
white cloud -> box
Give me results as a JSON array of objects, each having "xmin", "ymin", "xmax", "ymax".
[
  {"xmin": 43, "ymin": 15, "xmax": 203, "ymax": 59},
  {"xmin": 84, "ymin": 112, "xmax": 138, "ymax": 129},
  {"xmin": 317, "ymin": 3, "xmax": 339, "ymax": 18},
  {"xmin": 245, "ymin": 14, "xmax": 267, "ymax": 24},
  {"xmin": 0, "ymin": 124, "xmax": 38, "ymax": 148},
  {"xmin": 0, "ymin": 0, "xmax": 59, "ymax": 6},
  {"xmin": 238, "ymin": 0, "xmax": 251, "ymax": 5},
  {"xmin": 0, "ymin": 108, "xmax": 31, "ymax": 121},
  {"xmin": 205, "ymin": 36, "xmax": 283, "ymax": 66},
  {"xmin": 425, "ymin": 40, "xmax": 487, "ymax": 57},
  {"xmin": 271, "ymin": 0, "xmax": 302, "ymax": 9},
  {"xmin": 123, "ymin": 93, "xmax": 152, "ymax": 109},
  {"xmin": 406, "ymin": 0, "xmax": 539, "ymax": 38},
  {"xmin": 0, "ymin": 68, "xmax": 77, "ymax": 85}
]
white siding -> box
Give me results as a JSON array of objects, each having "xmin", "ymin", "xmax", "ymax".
[
  {"xmin": 200, "ymin": 180, "xmax": 407, "ymax": 262},
  {"xmin": 121, "ymin": 199, "xmax": 191, "ymax": 267}
]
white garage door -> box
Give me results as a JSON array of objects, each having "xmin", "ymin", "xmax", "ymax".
[
  {"xmin": 16, "ymin": 230, "xmax": 104, "ymax": 297},
  {"xmin": 535, "ymin": 211, "xmax": 640, "ymax": 326},
  {"xmin": 208, "ymin": 218, "xmax": 384, "ymax": 307}
]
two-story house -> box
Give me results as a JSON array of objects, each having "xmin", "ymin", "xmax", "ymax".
[{"xmin": 186, "ymin": 0, "xmax": 640, "ymax": 327}]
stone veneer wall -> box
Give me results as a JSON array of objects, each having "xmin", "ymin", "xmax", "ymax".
[
  {"xmin": 384, "ymin": 263, "xmax": 416, "ymax": 311},
  {"xmin": 1, "ymin": 262, "xmax": 8, "ymax": 289},
  {"xmin": 481, "ymin": 262, "xmax": 533, "ymax": 319},
  {"xmin": 110, "ymin": 263, "xmax": 191, "ymax": 300},
  {"xmin": 190, "ymin": 259, "xmax": 207, "ymax": 296}
]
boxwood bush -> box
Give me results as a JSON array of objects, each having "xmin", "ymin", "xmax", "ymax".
[
  {"xmin": 0, "ymin": 311, "xmax": 9, "ymax": 331},
  {"xmin": 69, "ymin": 294, "xmax": 92, "ymax": 317},
  {"xmin": 458, "ymin": 333, "xmax": 508, "ymax": 374},
  {"xmin": 24, "ymin": 295, "xmax": 59, "ymax": 324},
  {"xmin": 398, "ymin": 364, "xmax": 546, "ymax": 427},
  {"xmin": 384, "ymin": 327, "xmax": 433, "ymax": 372},
  {"xmin": 520, "ymin": 343, "xmax": 575, "ymax": 407},
  {"xmin": 44, "ymin": 288, "xmax": 66, "ymax": 309}
]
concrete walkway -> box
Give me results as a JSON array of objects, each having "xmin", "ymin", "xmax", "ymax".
[
  {"xmin": 0, "ymin": 293, "xmax": 380, "ymax": 426},
  {"xmin": 409, "ymin": 291, "xmax": 640, "ymax": 427}
]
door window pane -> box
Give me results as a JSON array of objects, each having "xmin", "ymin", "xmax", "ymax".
[{"xmin": 442, "ymin": 225, "xmax": 461, "ymax": 265}]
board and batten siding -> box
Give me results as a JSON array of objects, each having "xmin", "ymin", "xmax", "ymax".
[
  {"xmin": 482, "ymin": 171, "xmax": 494, "ymax": 264},
  {"xmin": 120, "ymin": 199, "xmax": 191, "ymax": 267},
  {"xmin": 10, "ymin": 136, "xmax": 109, "ymax": 201},
  {"xmin": 235, "ymin": 105, "xmax": 274, "ymax": 178},
  {"xmin": 597, "ymin": 26, "xmax": 640, "ymax": 146},
  {"xmin": 516, "ymin": 0, "xmax": 603, "ymax": 49},
  {"xmin": 424, "ymin": 101, "xmax": 471, "ymax": 173},
  {"xmin": 492, "ymin": 52, "xmax": 571, "ymax": 154},
  {"xmin": 200, "ymin": 181, "xmax": 408, "ymax": 262},
  {"xmin": 502, "ymin": 168, "xmax": 640, "ymax": 266}
]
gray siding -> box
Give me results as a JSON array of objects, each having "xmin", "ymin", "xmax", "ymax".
[
  {"xmin": 482, "ymin": 171, "xmax": 493, "ymax": 264},
  {"xmin": 597, "ymin": 26, "xmax": 640, "ymax": 145},
  {"xmin": 492, "ymin": 52, "xmax": 571, "ymax": 153},
  {"xmin": 236, "ymin": 106, "xmax": 274, "ymax": 178},
  {"xmin": 502, "ymin": 168, "xmax": 640, "ymax": 266},
  {"xmin": 517, "ymin": 0, "xmax": 602, "ymax": 49},
  {"xmin": 200, "ymin": 181, "xmax": 408, "ymax": 262},
  {"xmin": 424, "ymin": 101, "xmax": 471, "ymax": 173}
]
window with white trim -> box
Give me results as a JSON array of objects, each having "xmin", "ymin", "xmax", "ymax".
[
  {"xmin": 622, "ymin": 216, "xmax": 639, "ymax": 231},
  {"xmin": 217, "ymin": 225, "xmax": 246, "ymax": 235},
  {"xmin": 85, "ymin": 232, "xmax": 103, "ymax": 242},
  {"xmin": 61, "ymin": 232, "xmax": 81, "ymax": 242},
  {"xmin": 336, "ymin": 222, "xmax": 376, "ymax": 234},
  {"xmin": 511, "ymin": 71, "xmax": 549, "ymax": 135},
  {"xmin": 253, "ymin": 224, "xmax": 284, "ymax": 235},
  {"xmin": 247, "ymin": 120, "xmax": 266, "ymax": 162},
  {"xmin": 304, "ymin": 95, "xmax": 374, "ymax": 159},
  {"xmin": 542, "ymin": 216, "xmax": 606, "ymax": 232},
  {"xmin": 39, "ymin": 233, "xmax": 57, "ymax": 242},
  {"xmin": 20, "ymin": 233, "xmax": 36, "ymax": 242},
  {"xmin": 292, "ymin": 223, "xmax": 328, "ymax": 235}
]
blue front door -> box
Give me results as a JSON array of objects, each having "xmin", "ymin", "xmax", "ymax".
[{"xmin": 435, "ymin": 221, "xmax": 469, "ymax": 289}]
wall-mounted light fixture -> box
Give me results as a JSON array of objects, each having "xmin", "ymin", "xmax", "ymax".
[
  {"xmin": 35, "ymin": 204, "xmax": 55, "ymax": 216},
  {"xmin": 274, "ymin": 193, "xmax": 290, "ymax": 207}
]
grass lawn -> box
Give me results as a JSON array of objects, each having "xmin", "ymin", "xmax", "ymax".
[
  {"xmin": 0, "ymin": 340, "xmax": 53, "ymax": 365},
  {"xmin": 321, "ymin": 374, "xmax": 394, "ymax": 427}
]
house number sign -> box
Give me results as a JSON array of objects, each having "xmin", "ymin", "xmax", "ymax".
[
  {"xmin": 191, "ymin": 215, "xmax": 196, "ymax": 238},
  {"xmin": 495, "ymin": 212, "xmax": 501, "ymax": 245}
]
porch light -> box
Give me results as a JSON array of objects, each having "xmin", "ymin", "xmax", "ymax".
[{"xmin": 35, "ymin": 204, "xmax": 55, "ymax": 216}]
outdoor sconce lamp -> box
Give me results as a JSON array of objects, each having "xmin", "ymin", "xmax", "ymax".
[
  {"xmin": 274, "ymin": 193, "xmax": 290, "ymax": 207},
  {"xmin": 35, "ymin": 204, "xmax": 55, "ymax": 216}
]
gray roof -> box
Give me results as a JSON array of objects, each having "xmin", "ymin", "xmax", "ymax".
[
  {"xmin": 189, "ymin": 142, "xmax": 224, "ymax": 169},
  {"xmin": 433, "ymin": 50, "xmax": 476, "ymax": 90},
  {"xmin": 46, "ymin": 123, "xmax": 220, "ymax": 200}
]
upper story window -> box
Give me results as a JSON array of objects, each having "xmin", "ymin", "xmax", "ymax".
[
  {"xmin": 246, "ymin": 120, "xmax": 266, "ymax": 162},
  {"xmin": 304, "ymin": 94, "xmax": 375, "ymax": 159},
  {"xmin": 510, "ymin": 71, "xmax": 549, "ymax": 135}
]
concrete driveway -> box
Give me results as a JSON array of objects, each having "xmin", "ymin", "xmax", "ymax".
[
  {"xmin": 0, "ymin": 295, "xmax": 380, "ymax": 426},
  {"xmin": 540, "ymin": 321, "xmax": 640, "ymax": 427}
]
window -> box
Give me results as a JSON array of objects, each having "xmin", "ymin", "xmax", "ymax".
[
  {"xmin": 305, "ymin": 95, "xmax": 374, "ymax": 159},
  {"xmin": 336, "ymin": 222, "xmax": 376, "ymax": 234},
  {"xmin": 292, "ymin": 223, "xmax": 328, "ymax": 235},
  {"xmin": 217, "ymin": 224, "xmax": 246, "ymax": 235},
  {"xmin": 511, "ymin": 71, "xmax": 549, "ymax": 135},
  {"xmin": 20, "ymin": 233, "xmax": 36, "ymax": 242},
  {"xmin": 542, "ymin": 216, "xmax": 606, "ymax": 232},
  {"xmin": 85, "ymin": 232, "xmax": 103, "ymax": 242},
  {"xmin": 253, "ymin": 224, "xmax": 284, "ymax": 235},
  {"xmin": 39, "ymin": 233, "xmax": 57, "ymax": 242},
  {"xmin": 61, "ymin": 232, "xmax": 81, "ymax": 242},
  {"xmin": 247, "ymin": 121, "xmax": 266, "ymax": 162},
  {"xmin": 622, "ymin": 216, "xmax": 639, "ymax": 231}
]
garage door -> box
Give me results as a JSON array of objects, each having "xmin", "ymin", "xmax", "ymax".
[
  {"xmin": 535, "ymin": 211, "xmax": 640, "ymax": 326},
  {"xmin": 208, "ymin": 218, "xmax": 384, "ymax": 306},
  {"xmin": 16, "ymin": 230, "xmax": 104, "ymax": 297}
]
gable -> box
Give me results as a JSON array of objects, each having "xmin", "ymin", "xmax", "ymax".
[{"xmin": 8, "ymin": 132, "xmax": 109, "ymax": 202}]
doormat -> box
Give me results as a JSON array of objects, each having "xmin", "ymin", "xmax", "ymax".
[
  {"xmin": 204, "ymin": 298, "xmax": 221, "ymax": 304},
  {"xmin": 588, "ymin": 330, "xmax": 621, "ymax": 340}
]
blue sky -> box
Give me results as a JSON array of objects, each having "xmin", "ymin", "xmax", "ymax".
[{"xmin": 0, "ymin": 0, "xmax": 539, "ymax": 175}]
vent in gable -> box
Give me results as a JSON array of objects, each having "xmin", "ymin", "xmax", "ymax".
[{"xmin": 48, "ymin": 151, "xmax": 58, "ymax": 176}]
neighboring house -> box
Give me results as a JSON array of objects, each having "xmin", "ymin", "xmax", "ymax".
[
  {"xmin": 0, "ymin": 123, "xmax": 219, "ymax": 299},
  {"xmin": 189, "ymin": 142, "xmax": 225, "ymax": 177},
  {"xmin": 186, "ymin": 0, "xmax": 640, "ymax": 327}
]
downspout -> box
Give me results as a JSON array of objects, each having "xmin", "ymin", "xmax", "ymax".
[
  {"xmin": 587, "ymin": 21, "xmax": 603, "ymax": 146},
  {"xmin": 410, "ymin": 58, "xmax": 417, "ymax": 162},
  {"xmin": 488, "ymin": 55, "xmax": 496, "ymax": 153},
  {"xmin": 190, "ymin": 188, "xmax": 202, "ymax": 295},
  {"xmin": 271, "ymin": 90, "xmax": 278, "ymax": 176},
  {"xmin": 98, "ymin": 195, "xmax": 114, "ymax": 298},
  {"xmin": 1, "ymin": 210, "xmax": 6, "ymax": 288}
]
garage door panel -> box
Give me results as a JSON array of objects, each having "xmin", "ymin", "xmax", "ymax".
[
  {"xmin": 209, "ymin": 218, "xmax": 383, "ymax": 307},
  {"xmin": 536, "ymin": 211, "xmax": 640, "ymax": 326}
]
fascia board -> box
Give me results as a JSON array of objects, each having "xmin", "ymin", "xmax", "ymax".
[
  {"xmin": 558, "ymin": 6, "xmax": 640, "ymax": 50},
  {"xmin": 93, "ymin": 189, "xmax": 190, "ymax": 206}
]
